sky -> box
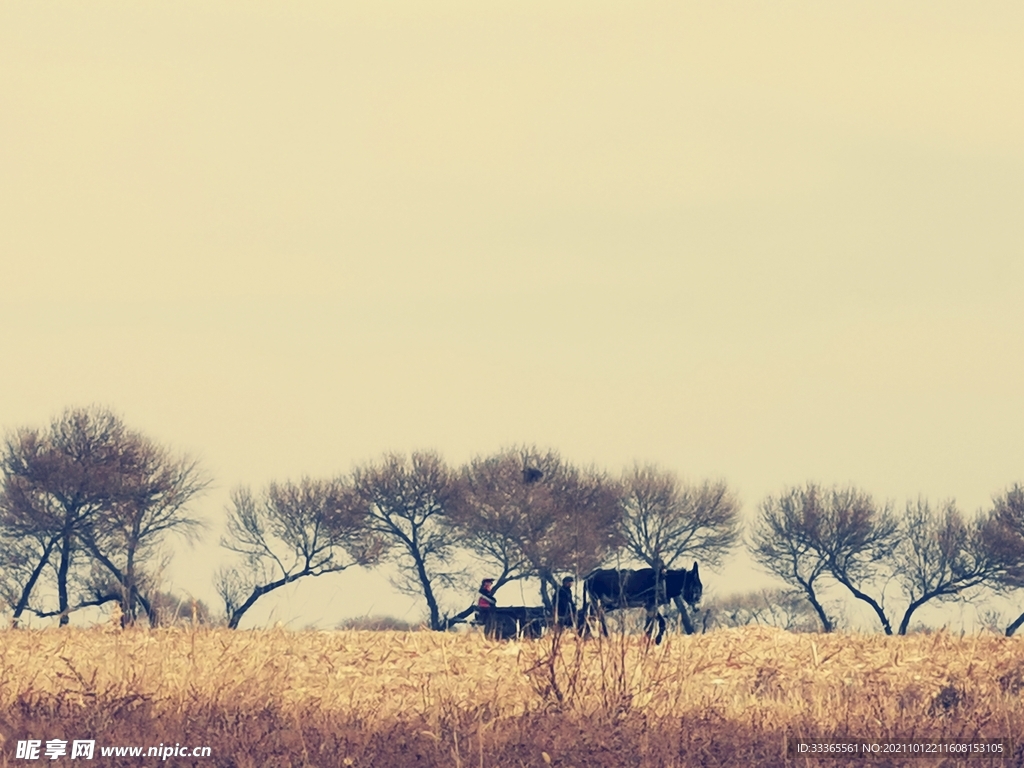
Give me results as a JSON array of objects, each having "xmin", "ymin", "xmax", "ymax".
[{"xmin": 1, "ymin": 1, "xmax": 1022, "ymax": 630}]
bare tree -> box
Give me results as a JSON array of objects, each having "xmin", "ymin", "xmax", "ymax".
[
  {"xmin": 0, "ymin": 407, "xmax": 206, "ymax": 626},
  {"xmin": 448, "ymin": 451, "xmax": 538, "ymax": 593},
  {"xmin": 0, "ymin": 409, "xmax": 124, "ymax": 625},
  {"xmin": 619, "ymin": 465, "xmax": 740, "ymax": 570},
  {"xmin": 521, "ymin": 451, "xmax": 623, "ymax": 610},
  {"xmin": 351, "ymin": 451, "xmax": 462, "ymax": 631},
  {"xmin": 80, "ymin": 445, "xmax": 208, "ymax": 625},
  {"xmin": 452, "ymin": 446, "xmax": 623, "ymax": 612},
  {"xmin": 979, "ymin": 485, "xmax": 1024, "ymax": 635},
  {"xmin": 751, "ymin": 483, "xmax": 1004, "ymax": 636},
  {"xmin": 810, "ymin": 485, "xmax": 900, "ymax": 634},
  {"xmin": 217, "ymin": 477, "xmax": 381, "ymax": 629},
  {"xmin": 891, "ymin": 498, "xmax": 999, "ymax": 635},
  {"xmin": 749, "ymin": 485, "xmax": 836, "ymax": 632},
  {"xmin": 820, "ymin": 493, "xmax": 1003, "ymax": 635}
]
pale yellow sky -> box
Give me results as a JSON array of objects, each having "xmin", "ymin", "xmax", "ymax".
[{"xmin": 1, "ymin": 2, "xmax": 1022, "ymax": 628}]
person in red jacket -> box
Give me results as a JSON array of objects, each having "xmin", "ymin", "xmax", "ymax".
[{"xmin": 477, "ymin": 578, "xmax": 497, "ymax": 609}]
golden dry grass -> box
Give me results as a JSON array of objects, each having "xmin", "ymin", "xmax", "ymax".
[{"xmin": 0, "ymin": 623, "xmax": 1021, "ymax": 767}]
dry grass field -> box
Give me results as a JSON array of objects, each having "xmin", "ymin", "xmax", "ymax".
[{"xmin": 0, "ymin": 622, "xmax": 1021, "ymax": 767}]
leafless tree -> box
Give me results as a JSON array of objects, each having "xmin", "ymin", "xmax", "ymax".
[
  {"xmin": 0, "ymin": 407, "xmax": 206, "ymax": 626},
  {"xmin": 750, "ymin": 485, "xmax": 837, "ymax": 632},
  {"xmin": 80, "ymin": 445, "xmax": 207, "ymax": 625},
  {"xmin": 979, "ymin": 485, "xmax": 1024, "ymax": 635},
  {"xmin": 751, "ymin": 483, "xmax": 1005, "ymax": 636},
  {"xmin": 521, "ymin": 452, "xmax": 623, "ymax": 610},
  {"xmin": 0, "ymin": 409, "xmax": 124, "ymax": 625},
  {"xmin": 619, "ymin": 465, "xmax": 740, "ymax": 570},
  {"xmin": 351, "ymin": 451, "xmax": 462, "ymax": 631},
  {"xmin": 448, "ymin": 450, "xmax": 538, "ymax": 593},
  {"xmin": 818, "ymin": 493, "xmax": 1003, "ymax": 635},
  {"xmin": 452, "ymin": 446, "xmax": 623, "ymax": 612},
  {"xmin": 217, "ymin": 477, "xmax": 382, "ymax": 629},
  {"xmin": 809, "ymin": 485, "xmax": 900, "ymax": 633},
  {"xmin": 891, "ymin": 498, "xmax": 999, "ymax": 635}
]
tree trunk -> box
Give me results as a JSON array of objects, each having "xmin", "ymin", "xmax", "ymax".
[
  {"xmin": 539, "ymin": 576, "xmax": 554, "ymax": 613},
  {"xmin": 84, "ymin": 544, "xmax": 155, "ymax": 626},
  {"xmin": 123, "ymin": 520, "xmax": 142, "ymax": 625},
  {"xmin": 411, "ymin": 553, "xmax": 442, "ymax": 631},
  {"xmin": 797, "ymin": 577, "xmax": 833, "ymax": 633},
  {"xmin": 440, "ymin": 604, "xmax": 477, "ymax": 631},
  {"xmin": 11, "ymin": 536, "xmax": 60, "ymax": 627},
  {"xmin": 123, "ymin": 526, "xmax": 152, "ymax": 626},
  {"xmin": 227, "ymin": 572, "xmax": 301, "ymax": 629},
  {"xmin": 897, "ymin": 595, "xmax": 934, "ymax": 635},
  {"xmin": 832, "ymin": 574, "xmax": 892, "ymax": 635},
  {"xmin": 1006, "ymin": 611, "xmax": 1024, "ymax": 637},
  {"xmin": 56, "ymin": 533, "xmax": 73, "ymax": 626}
]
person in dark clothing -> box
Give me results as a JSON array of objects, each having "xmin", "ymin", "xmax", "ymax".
[
  {"xmin": 555, "ymin": 576, "xmax": 576, "ymax": 627},
  {"xmin": 477, "ymin": 578, "xmax": 497, "ymax": 609}
]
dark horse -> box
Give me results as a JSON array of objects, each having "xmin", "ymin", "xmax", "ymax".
[{"xmin": 582, "ymin": 563, "xmax": 702, "ymax": 644}]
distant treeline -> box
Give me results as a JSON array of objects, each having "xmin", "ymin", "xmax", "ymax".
[{"xmin": 2, "ymin": 406, "xmax": 1023, "ymax": 635}]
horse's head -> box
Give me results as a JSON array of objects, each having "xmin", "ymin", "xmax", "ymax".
[{"xmin": 682, "ymin": 561, "xmax": 702, "ymax": 612}]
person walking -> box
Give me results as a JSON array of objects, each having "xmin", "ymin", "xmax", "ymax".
[{"xmin": 555, "ymin": 576, "xmax": 576, "ymax": 628}]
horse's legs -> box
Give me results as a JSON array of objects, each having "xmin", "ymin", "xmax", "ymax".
[
  {"xmin": 654, "ymin": 613, "xmax": 667, "ymax": 645},
  {"xmin": 642, "ymin": 606, "xmax": 667, "ymax": 644}
]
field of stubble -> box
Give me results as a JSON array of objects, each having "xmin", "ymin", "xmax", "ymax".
[{"xmin": 0, "ymin": 623, "xmax": 1021, "ymax": 768}]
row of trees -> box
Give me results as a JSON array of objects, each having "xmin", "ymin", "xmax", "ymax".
[
  {"xmin": 0, "ymin": 407, "xmax": 740, "ymax": 631},
  {"xmin": 0, "ymin": 408, "xmax": 207, "ymax": 626},
  {"xmin": 214, "ymin": 450, "xmax": 740, "ymax": 630},
  {"xmin": 2, "ymin": 407, "xmax": 1023, "ymax": 635},
  {"xmin": 751, "ymin": 484, "xmax": 1024, "ymax": 635}
]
